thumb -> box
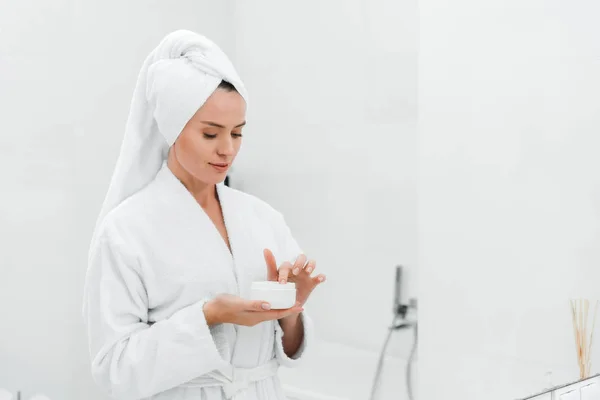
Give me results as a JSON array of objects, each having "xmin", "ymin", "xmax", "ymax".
[{"xmin": 263, "ymin": 248, "xmax": 279, "ymax": 281}]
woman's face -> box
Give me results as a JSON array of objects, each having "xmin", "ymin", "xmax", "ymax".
[{"xmin": 172, "ymin": 88, "xmax": 246, "ymax": 185}]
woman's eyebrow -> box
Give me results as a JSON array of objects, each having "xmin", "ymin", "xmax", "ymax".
[{"xmin": 200, "ymin": 121, "xmax": 246, "ymax": 128}]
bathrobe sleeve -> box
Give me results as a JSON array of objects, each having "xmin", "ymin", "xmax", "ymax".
[
  {"xmin": 272, "ymin": 213, "xmax": 315, "ymax": 367},
  {"xmin": 83, "ymin": 229, "xmax": 226, "ymax": 400}
]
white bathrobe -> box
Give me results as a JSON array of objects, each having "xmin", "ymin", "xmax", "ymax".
[{"xmin": 83, "ymin": 161, "xmax": 312, "ymax": 400}]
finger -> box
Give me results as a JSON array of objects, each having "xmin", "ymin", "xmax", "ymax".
[
  {"xmin": 312, "ymin": 274, "xmax": 326, "ymax": 284},
  {"xmin": 291, "ymin": 254, "xmax": 308, "ymax": 276},
  {"xmin": 275, "ymin": 305, "xmax": 304, "ymax": 319},
  {"xmin": 246, "ymin": 299, "xmax": 273, "ymax": 311},
  {"xmin": 278, "ymin": 261, "xmax": 293, "ymax": 284},
  {"xmin": 263, "ymin": 248, "xmax": 279, "ymax": 281},
  {"xmin": 304, "ymin": 259, "xmax": 316, "ymax": 275},
  {"xmin": 252, "ymin": 305, "xmax": 303, "ymax": 322}
]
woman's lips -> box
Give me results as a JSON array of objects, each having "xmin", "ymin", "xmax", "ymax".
[{"xmin": 209, "ymin": 163, "xmax": 229, "ymax": 172}]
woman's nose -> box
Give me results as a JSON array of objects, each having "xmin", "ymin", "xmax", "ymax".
[{"xmin": 217, "ymin": 137, "xmax": 235, "ymax": 156}]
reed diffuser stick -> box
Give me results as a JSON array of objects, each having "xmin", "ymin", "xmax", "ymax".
[
  {"xmin": 570, "ymin": 298, "xmax": 598, "ymax": 380},
  {"xmin": 571, "ymin": 300, "xmax": 582, "ymax": 377},
  {"xmin": 586, "ymin": 301, "xmax": 598, "ymax": 377}
]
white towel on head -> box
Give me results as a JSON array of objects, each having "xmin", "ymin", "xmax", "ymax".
[{"xmin": 90, "ymin": 29, "xmax": 248, "ymax": 246}]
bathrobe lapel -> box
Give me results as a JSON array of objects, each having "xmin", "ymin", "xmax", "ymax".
[{"xmin": 215, "ymin": 183, "xmax": 276, "ymax": 368}]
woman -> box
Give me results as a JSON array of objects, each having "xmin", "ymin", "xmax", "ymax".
[{"xmin": 82, "ymin": 30, "xmax": 326, "ymax": 400}]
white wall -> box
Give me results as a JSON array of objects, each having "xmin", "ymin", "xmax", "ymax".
[
  {"xmin": 419, "ymin": 0, "xmax": 600, "ymax": 399},
  {"xmin": 229, "ymin": 0, "xmax": 418, "ymax": 398},
  {"xmin": 0, "ymin": 1, "xmax": 233, "ymax": 399},
  {"xmin": 0, "ymin": 1, "xmax": 76, "ymax": 398}
]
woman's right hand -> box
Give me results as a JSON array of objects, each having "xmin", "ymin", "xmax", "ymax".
[{"xmin": 203, "ymin": 293, "xmax": 303, "ymax": 327}]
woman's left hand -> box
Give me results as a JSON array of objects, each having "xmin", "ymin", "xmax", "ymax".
[{"xmin": 263, "ymin": 249, "xmax": 326, "ymax": 307}]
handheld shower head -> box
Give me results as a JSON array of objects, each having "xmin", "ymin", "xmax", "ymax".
[{"xmin": 394, "ymin": 265, "xmax": 402, "ymax": 313}]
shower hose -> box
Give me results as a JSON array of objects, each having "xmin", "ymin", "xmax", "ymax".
[{"xmin": 368, "ymin": 315, "xmax": 418, "ymax": 400}]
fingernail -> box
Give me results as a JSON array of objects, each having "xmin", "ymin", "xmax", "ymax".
[
  {"xmin": 293, "ymin": 268, "xmax": 300, "ymax": 275},
  {"xmin": 306, "ymin": 267, "xmax": 313, "ymax": 273},
  {"xmin": 262, "ymin": 303, "xmax": 271, "ymax": 310},
  {"xmin": 280, "ymin": 279, "xmax": 286, "ymax": 284},
  {"xmin": 318, "ymin": 276, "xmax": 324, "ymax": 282}
]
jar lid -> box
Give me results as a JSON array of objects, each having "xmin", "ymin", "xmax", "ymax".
[{"xmin": 251, "ymin": 281, "xmax": 295, "ymax": 290}]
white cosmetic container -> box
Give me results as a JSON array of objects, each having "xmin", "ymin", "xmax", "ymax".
[{"xmin": 250, "ymin": 281, "xmax": 296, "ymax": 309}]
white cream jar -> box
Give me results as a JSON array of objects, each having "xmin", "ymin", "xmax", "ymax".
[{"xmin": 249, "ymin": 281, "xmax": 296, "ymax": 309}]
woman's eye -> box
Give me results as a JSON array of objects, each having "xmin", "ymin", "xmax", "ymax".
[
  {"xmin": 232, "ymin": 133, "xmax": 243, "ymax": 138},
  {"xmin": 203, "ymin": 133, "xmax": 217, "ymax": 139}
]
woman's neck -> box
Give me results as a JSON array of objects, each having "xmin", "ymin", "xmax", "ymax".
[{"xmin": 167, "ymin": 148, "xmax": 216, "ymax": 209}]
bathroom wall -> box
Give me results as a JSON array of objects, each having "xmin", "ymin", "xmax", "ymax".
[
  {"xmin": 0, "ymin": 1, "xmax": 75, "ymax": 398},
  {"xmin": 418, "ymin": 0, "xmax": 600, "ymax": 398}
]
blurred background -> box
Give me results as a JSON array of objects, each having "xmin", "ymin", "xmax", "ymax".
[
  {"xmin": 0, "ymin": 1, "xmax": 416, "ymax": 399},
  {"xmin": 419, "ymin": 0, "xmax": 600, "ymax": 399}
]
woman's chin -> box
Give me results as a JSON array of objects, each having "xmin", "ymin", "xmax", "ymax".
[{"xmin": 210, "ymin": 173, "xmax": 228, "ymax": 185}]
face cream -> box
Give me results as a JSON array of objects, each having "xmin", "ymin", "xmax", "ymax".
[{"xmin": 249, "ymin": 281, "xmax": 296, "ymax": 309}]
